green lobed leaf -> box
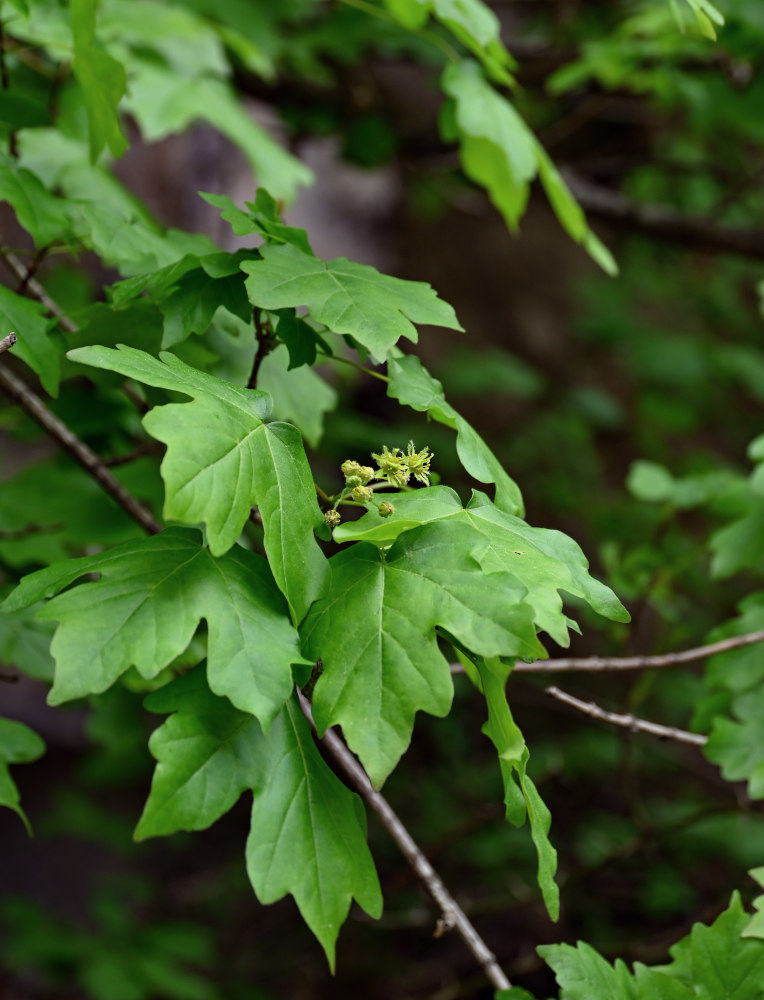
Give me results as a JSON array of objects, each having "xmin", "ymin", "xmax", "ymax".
[
  {"xmin": 442, "ymin": 60, "xmax": 535, "ymax": 231},
  {"xmin": 0, "ymin": 604, "xmax": 55, "ymax": 682},
  {"xmin": 66, "ymin": 345, "xmax": 329, "ymax": 622},
  {"xmin": 200, "ymin": 190, "xmax": 314, "ymax": 255},
  {"xmin": 651, "ymin": 892, "xmax": 764, "ymax": 999},
  {"xmin": 242, "ymin": 243, "xmax": 463, "ymax": 365},
  {"xmin": 272, "ymin": 309, "xmax": 332, "ymax": 370},
  {"xmin": 2, "ymin": 528, "xmax": 307, "ymax": 726},
  {"xmin": 386, "ymin": 352, "xmax": 524, "ymax": 515},
  {"xmin": 0, "ymin": 159, "xmax": 68, "ymax": 244},
  {"xmin": 123, "ymin": 61, "xmax": 311, "ymax": 203},
  {"xmin": 333, "ymin": 487, "xmax": 629, "ymax": 644},
  {"xmin": 537, "ymin": 940, "xmax": 643, "ymax": 999},
  {"xmin": 0, "ymin": 717, "xmax": 45, "ymax": 835},
  {"xmin": 476, "ymin": 656, "xmax": 559, "ymax": 919},
  {"xmin": 743, "ymin": 868, "xmax": 764, "ymax": 940},
  {"xmin": 258, "ymin": 345, "xmax": 338, "ymax": 449},
  {"xmin": 70, "ymin": 0, "xmax": 128, "ymax": 160},
  {"xmin": 440, "ymin": 60, "xmax": 615, "ymax": 273},
  {"xmin": 385, "ymin": 0, "xmax": 515, "ymax": 82},
  {"xmin": 246, "ymin": 697, "xmax": 382, "ymax": 971},
  {"xmin": 136, "ymin": 665, "xmax": 265, "ymax": 839},
  {"xmin": 301, "ymin": 521, "xmax": 545, "ymax": 786},
  {"xmin": 539, "ymin": 893, "xmax": 764, "ymax": 999},
  {"xmin": 0, "ymin": 284, "xmax": 62, "ymax": 396},
  {"xmin": 705, "ymin": 687, "xmax": 764, "ymax": 799}
]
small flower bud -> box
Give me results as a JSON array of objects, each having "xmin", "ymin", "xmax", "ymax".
[
  {"xmin": 352, "ymin": 485, "xmax": 373, "ymax": 503},
  {"xmin": 378, "ymin": 501, "xmax": 395, "ymax": 518},
  {"xmin": 345, "ymin": 475, "xmax": 363, "ymax": 488},
  {"xmin": 358, "ymin": 466, "xmax": 375, "ymax": 483},
  {"xmin": 324, "ymin": 509, "xmax": 341, "ymax": 528},
  {"xmin": 341, "ymin": 459, "xmax": 362, "ymax": 478}
]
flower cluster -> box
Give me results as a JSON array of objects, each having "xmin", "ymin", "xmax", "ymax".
[
  {"xmin": 324, "ymin": 442, "xmax": 433, "ymax": 530},
  {"xmin": 371, "ymin": 442, "xmax": 433, "ymax": 487}
]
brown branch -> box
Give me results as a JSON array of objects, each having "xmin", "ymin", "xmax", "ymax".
[
  {"xmin": 565, "ymin": 172, "xmax": 764, "ymax": 260},
  {"xmin": 248, "ymin": 311, "xmax": 276, "ymax": 390},
  {"xmin": 0, "ymin": 248, "xmax": 77, "ymax": 331},
  {"xmin": 544, "ymin": 686, "xmax": 708, "ymax": 747},
  {"xmin": 451, "ymin": 629, "xmax": 764, "ymax": 676},
  {"xmin": 0, "ymin": 331, "xmax": 16, "ymax": 354},
  {"xmin": 0, "ymin": 363, "xmax": 161, "ymax": 535},
  {"xmin": 296, "ymin": 690, "xmax": 512, "ymax": 992}
]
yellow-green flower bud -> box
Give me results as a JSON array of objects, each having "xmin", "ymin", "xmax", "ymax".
[
  {"xmin": 358, "ymin": 466, "xmax": 375, "ymax": 483},
  {"xmin": 345, "ymin": 475, "xmax": 363, "ymax": 488},
  {"xmin": 341, "ymin": 459, "xmax": 362, "ymax": 478},
  {"xmin": 324, "ymin": 509, "xmax": 342, "ymax": 528},
  {"xmin": 352, "ymin": 485, "xmax": 373, "ymax": 503},
  {"xmin": 378, "ymin": 501, "xmax": 395, "ymax": 518}
]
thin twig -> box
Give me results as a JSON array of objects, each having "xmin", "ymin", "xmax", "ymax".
[
  {"xmin": 451, "ymin": 629, "xmax": 764, "ymax": 675},
  {"xmin": 544, "ymin": 686, "xmax": 708, "ymax": 746},
  {"xmin": 16, "ymin": 247, "xmax": 48, "ymax": 297},
  {"xmin": 248, "ymin": 311, "xmax": 277, "ymax": 389},
  {"xmin": 0, "ymin": 331, "xmax": 16, "ymax": 354},
  {"xmin": 296, "ymin": 690, "xmax": 511, "ymax": 992},
  {"xmin": 0, "ymin": 248, "xmax": 77, "ymax": 331},
  {"xmin": 0, "ymin": 364, "xmax": 161, "ymax": 535}
]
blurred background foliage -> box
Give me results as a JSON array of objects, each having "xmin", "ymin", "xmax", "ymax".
[{"xmin": 2, "ymin": 0, "xmax": 764, "ymax": 997}]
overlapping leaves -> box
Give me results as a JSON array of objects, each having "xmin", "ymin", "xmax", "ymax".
[
  {"xmin": 538, "ymin": 893, "xmax": 764, "ymax": 999},
  {"xmin": 66, "ymin": 345, "xmax": 329, "ymax": 623},
  {"xmin": 335, "ymin": 486, "xmax": 628, "ymax": 644},
  {"xmin": 242, "ymin": 244, "xmax": 462, "ymax": 364},
  {"xmin": 386, "ymin": 352, "xmax": 525, "ymax": 515},
  {"xmin": 441, "ymin": 60, "xmax": 617, "ymax": 274},
  {"xmin": 137, "ymin": 666, "xmax": 382, "ymax": 969},
  {"xmin": 1, "ymin": 528, "xmax": 307, "ymax": 726},
  {"xmin": 302, "ymin": 519, "xmax": 546, "ymax": 787}
]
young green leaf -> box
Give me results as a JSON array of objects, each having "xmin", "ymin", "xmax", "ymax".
[
  {"xmin": 123, "ymin": 61, "xmax": 312, "ymax": 203},
  {"xmin": 335, "ymin": 485, "xmax": 628, "ymax": 642},
  {"xmin": 136, "ymin": 665, "xmax": 265, "ymax": 840},
  {"xmin": 246, "ymin": 697, "xmax": 382, "ymax": 971},
  {"xmin": 2, "ymin": 528, "xmax": 307, "ymax": 725},
  {"xmin": 258, "ymin": 345, "xmax": 338, "ymax": 449},
  {"xmin": 0, "ymin": 718, "xmax": 45, "ymax": 835},
  {"xmin": 66, "ymin": 345, "xmax": 329, "ymax": 622},
  {"xmin": 743, "ymin": 868, "xmax": 764, "ymax": 940},
  {"xmin": 387, "ymin": 352, "xmax": 524, "ymax": 515},
  {"xmin": 70, "ymin": 0, "xmax": 128, "ymax": 160},
  {"xmin": 242, "ymin": 244, "xmax": 463, "ymax": 364},
  {"xmin": 301, "ymin": 522, "xmax": 545, "ymax": 787},
  {"xmin": 441, "ymin": 60, "xmax": 616, "ymax": 273},
  {"xmin": 705, "ymin": 687, "xmax": 764, "ymax": 799},
  {"xmin": 0, "ymin": 285, "xmax": 62, "ymax": 397},
  {"xmin": 476, "ymin": 656, "xmax": 559, "ymax": 919},
  {"xmin": 201, "ymin": 190, "xmax": 314, "ymax": 255},
  {"xmin": 0, "ymin": 159, "xmax": 69, "ymax": 245},
  {"xmin": 539, "ymin": 893, "xmax": 764, "ymax": 999}
]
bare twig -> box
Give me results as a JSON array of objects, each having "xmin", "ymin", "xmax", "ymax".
[
  {"xmin": 296, "ymin": 690, "xmax": 511, "ymax": 992},
  {"xmin": 0, "ymin": 248, "xmax": 77, "ymax": 331},
  {"xmin": 0, "ymin": 364, "xmax": 161, "ymax": 535},
  {"xmin": 544, "ymin": 686, "xmax": 708, "ymax": 746},
  {"xmin": 565, "ymin": 172, "xmax": 764, "ymax": 260},
  {"xmin": 0, "ymin": 331, "xmax": 16, "ymax": 354},
  {"xmin": 451, "ymin": 629, "xmax": 764, "ymax": 675}
]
